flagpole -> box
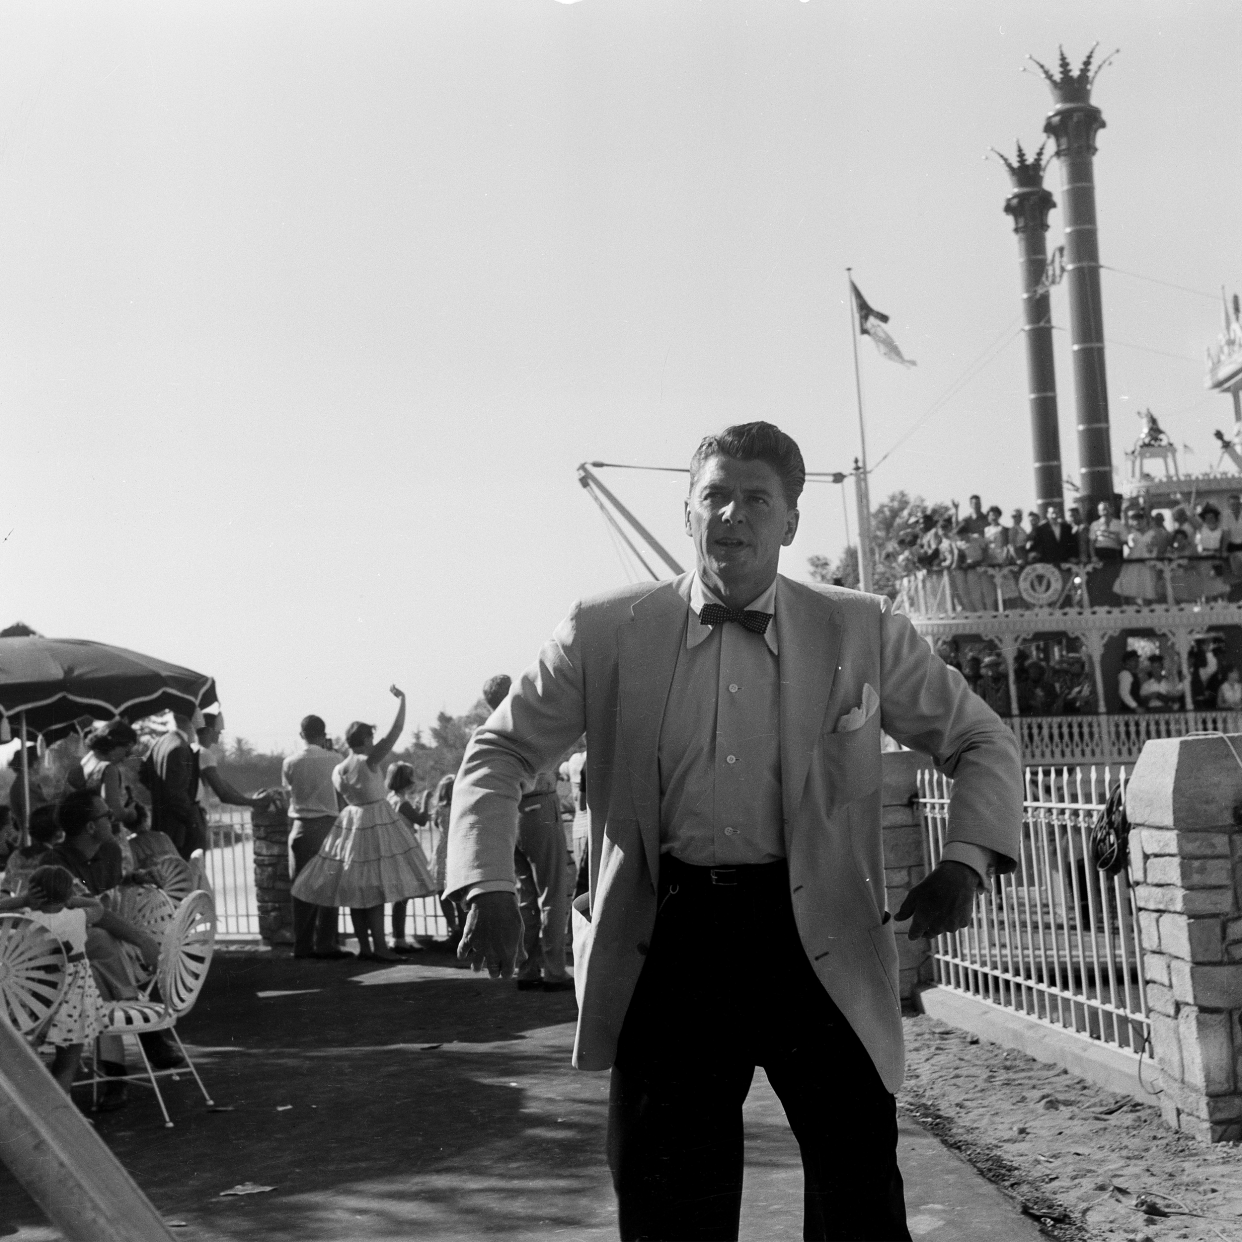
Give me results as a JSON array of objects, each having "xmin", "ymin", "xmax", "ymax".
[{"xmin": 846, "ymin": 268, "xmax": 875, "ymax": 592}]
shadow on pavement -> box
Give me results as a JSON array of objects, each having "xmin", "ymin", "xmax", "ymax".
[{"xmin": 0, "ymin": 946, "xmax": 617, "ymax": 1241}]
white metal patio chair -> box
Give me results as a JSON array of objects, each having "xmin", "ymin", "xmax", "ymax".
[
  {"xmin": 146, "ymin": 855, "xmax": 197, "ymax": 907},
  {"xmin": 92, "ymin": 890, "xmax": 217, "ymax": 1127},
  {"xmin": 0, "ymin": 913, "xmax": 68, "ymax": 1045},
  {"xmin": 101, "ymin": 884, "xmax": 177, "ymax": 994}
]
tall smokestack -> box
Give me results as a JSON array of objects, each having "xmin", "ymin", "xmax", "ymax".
[
  {"xmin": 1035, "ymin": 46, "xmax": 1116, "ymax": 513},
  {"xmin": 998, "ymin": 142, "xmax": 1064, "ymax": 512}
]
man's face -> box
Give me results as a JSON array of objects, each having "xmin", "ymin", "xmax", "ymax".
[
  {"xmin": 1045, "ymin": 506, "xmax": 1059, "ymax": 523},
  {"xmin": 1098, "ymin": 502, "xmax": 1112, "ymax": 520},
  {"xmin": 684, "ymin": 455, "xmax": 798, "ymax": 589},
  {"xmin": 1068, "ymin": 507, "xmax": 1081, "ymax": 523}
]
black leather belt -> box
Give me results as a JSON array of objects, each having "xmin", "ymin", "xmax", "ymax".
[{"xmin": 659, "ymin": 855, "xmax": 788, "ymax": 891}]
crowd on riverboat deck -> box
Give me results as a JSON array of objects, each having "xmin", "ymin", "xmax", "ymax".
[
  {"xmin": 890, "ymin": 491, "xmax": 1242, "ymax": 613},
  {"xmin": 932, "ymin": 629, "xmax": 1242, "ymax": 721}
]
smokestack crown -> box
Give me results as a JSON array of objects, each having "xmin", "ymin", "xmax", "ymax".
[
  {"xmin": 996, "ymin": 141, "xmax": 1050, "ymax": 191},
  {"xmin": 1031, "ymin": 46, "xmax": 1106, "ymax": 107}
]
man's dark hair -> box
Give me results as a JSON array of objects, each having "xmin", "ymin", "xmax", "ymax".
[
  {"xmin": 57, "ymin": 788, "xmax": 102, "ymax": 839},
  {"xmin": 300, "ymin": 714, "xmax": 327, "ymax": 739},
  {"xmin": 1122, "ymin": 650, "xmax": 1140, "ymax": 665},
  {"xmin": 689, "ymin": 422, "xmax": 806, "ymax": 508},
  {"xmin": 482, "ymin": 675, "xmax": 512, "ymax": 711},
  {"xmin": 27, "ymin": 805, "xmax": 61, "ymax": 845}
]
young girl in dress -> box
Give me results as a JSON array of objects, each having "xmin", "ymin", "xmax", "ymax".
[
  {"xmin": 0, "ymin": 865, "xmax": 108, "ymax": 1091},
  {"xmin": 291, "ymin": 687, "xmax": 437, "ymax": 961}
]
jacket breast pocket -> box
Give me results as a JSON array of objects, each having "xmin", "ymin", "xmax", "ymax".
[{"xmin": 818, "ymin": 709, "xmax": 882, "ymax": 807}]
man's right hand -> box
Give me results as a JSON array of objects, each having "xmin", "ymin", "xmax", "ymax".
[{"xmin": 457, "ymin": 891, "xmax": 523, "ymax": 978}]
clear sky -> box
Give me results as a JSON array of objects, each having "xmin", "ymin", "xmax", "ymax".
[{"xmin": 3, "ymin": 1, "xmax": 1240, "ymax": 752}]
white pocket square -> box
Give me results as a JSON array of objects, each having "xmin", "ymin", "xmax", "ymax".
[{"xmin": 834, "ymin": 683, "xmax": 880, "ymax": 734}]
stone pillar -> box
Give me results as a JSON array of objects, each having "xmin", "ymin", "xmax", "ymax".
[
  {"xmin": 882, "ymin": 751, "xmax": 934, "ymax": 1000},
  {"xmin": 251, "ymin": 808, "xmax": 294, "ymax": 947},
  {"xmin": 1126, "ymin": 735, "xmax": 1242, "ymax": 1142}
]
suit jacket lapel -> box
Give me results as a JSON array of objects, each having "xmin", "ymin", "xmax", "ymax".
[
  {"xmin": 777, "ymin": 577, "xmax": 841, "ymax": 845},
  {"xmin": 618, "ymin": 573, "xmax": 692, "ymax": 882}
]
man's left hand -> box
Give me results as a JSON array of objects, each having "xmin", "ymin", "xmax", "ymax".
[{"xmin": 895, "ymin": 860, "xmax": 983, "ymax": 940}]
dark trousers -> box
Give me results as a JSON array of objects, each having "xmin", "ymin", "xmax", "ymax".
[
  {"xmin": 514, "ymin": 792, "xmax": 569, "ymax": 982},
  {"xmin": 288, "ymin": 816, "xmax": 339, "ymax": 956},
  {"xmin": 607, "ymin": 857, "xmax": 909, "ymax": 1242}
]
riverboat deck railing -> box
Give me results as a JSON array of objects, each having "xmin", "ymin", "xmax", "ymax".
[
  {"xmin": 1005, "ymin": 709, "xmax": 1242, "ymax": 766},
  {"xmin": 918, "ymin": 764, "xmax": 1149, "ymax": 1057},
  {"xmin": 896, "ymin": 555, "xmax": 1235, "ymax": 619}
]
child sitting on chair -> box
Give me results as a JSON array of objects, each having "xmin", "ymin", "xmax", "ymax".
[{"xmin": 0, "ymin": 864, "xmax": 108, "ymax": 1092}]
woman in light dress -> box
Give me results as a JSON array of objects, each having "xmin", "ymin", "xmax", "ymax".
[
  {"xmin": 1115, "ymin": 509, "xmax": 1162, "ymax": 603},
  {"xmin": 0, "ymin": 864, "xmax": 108, "ymax": 1091},
  {"xmin": 291, "ymin": 687, "xmax": 436, "ymax": 961}
]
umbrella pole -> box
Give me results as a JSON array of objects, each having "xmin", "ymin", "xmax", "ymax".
[{"xmin": 19, "ymin": 712, "xmax": 29, "ymax": 849}]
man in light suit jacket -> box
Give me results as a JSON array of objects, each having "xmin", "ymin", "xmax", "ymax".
[{"xmin": 446, "ymin": 422, "xmax": 1022, "ymax": 1242}]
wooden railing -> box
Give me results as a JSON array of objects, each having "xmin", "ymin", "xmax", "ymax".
[{"xmin": 1005, "ymin": 710, "xmax": 1242, "ymax": 765}]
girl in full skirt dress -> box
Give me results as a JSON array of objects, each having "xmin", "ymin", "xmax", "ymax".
[
  {"xmin": 290, "ymin": 687, "xmax": 436, "ymax": 961},
  {"xmin": 0, "ymin": 864, "xmax": 108, "ymax": 1091}
]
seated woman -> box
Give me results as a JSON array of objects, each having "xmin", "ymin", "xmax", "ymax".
[{"xmin": 68, "ymin": 720, "xmax": 149, "ymax": 874}]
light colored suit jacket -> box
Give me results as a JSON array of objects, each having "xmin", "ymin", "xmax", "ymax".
[{"xmin": 446, "ymin": 572, "xmax": 1022, "ymax": 1092}]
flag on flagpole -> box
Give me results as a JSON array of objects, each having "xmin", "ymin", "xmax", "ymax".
[
  {"xmin": 1033, "ymin": 245, "xmax": 1065, "ymax": 298},
  {"xmin": 850, "ymin": 280, "xmax": 917, "ymax": 367}
]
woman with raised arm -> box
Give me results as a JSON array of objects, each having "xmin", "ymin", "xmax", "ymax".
[{"xmin": 290, "ymin": 687, "xmax": 436, "ymax": 960}]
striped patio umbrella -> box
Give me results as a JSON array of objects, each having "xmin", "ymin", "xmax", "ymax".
[{"xmin": 0, "ymin": 637, "xmax": 216, "ymax": 744}]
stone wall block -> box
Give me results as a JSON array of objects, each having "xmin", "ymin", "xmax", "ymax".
[
  {"xmin": 883, "ymin": 829, "xmax": 926, "ymax": 869},
  {"xmin": 1159, "ymin": 914, "xmax": 1224, "ymax": 963},
  {"xmin": 1149, "ymin": 1012, "xmax": 1183, "ymax": 1082},
  {"xmin": 1178, "ymin": 1007, "xmax": 1237, "ymax": 1094},
  {"xmin": 1145, "ymin": 982, "xmax": 1176, "ymax": 1017},
  {"xmin": 1138, "ymin": 910, "xmax": 1162, "ymax": 948},
  {"xmin": 1127, "ymin": 735, "xmax": 1242, "ymax": 832},
  {"xmin": 1141, "ymin": 828, "xmax": 1232, "ymax": 858},
  {"xmin": 1146, "ymin": 856, "xmax": 1234, "ymax": 889},
  {"xmin": 1169, "ymin": 962, "xmax": 1242, "ymax": 1011},
  {"xmin": 1144, "ymin": 953, "xmax": 1171, "ymax": 987},
  {"xmin": 1134, "ymin": 885, "xmax": 1234, "ymax": 916}
]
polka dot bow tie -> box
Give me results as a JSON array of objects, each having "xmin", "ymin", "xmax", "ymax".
[{"xmin": 698, "ymin": 603, "xmax": 772, "ymax": 635}]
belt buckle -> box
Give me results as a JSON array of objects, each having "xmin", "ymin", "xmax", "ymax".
[{"xmin": 709, "ymin": 867, "xmax": 738, "ymax": 887}]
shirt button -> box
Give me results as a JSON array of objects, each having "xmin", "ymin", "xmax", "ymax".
[
  {"xmin": 726, "ymin": 755, "xmax": 737, "ymax": 764},
  {"xmin": 724, "ymin": 826, "xmax": 736, "ymax": 836},
  {"xmin": 728, "ymin": 684, "xmax": 739, "ymax": 693}
]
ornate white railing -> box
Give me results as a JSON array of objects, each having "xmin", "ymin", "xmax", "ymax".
[
  {"xmin": 918, "ymin": 765, "xmax": 1149, "ymax": 1056},
  {"xmin": 1007, "ymin": 710, "xmax": 1242, "ymax": 765},
  {"xmin": 204, "ymin": 809, "xmax": 448, "ymax": 944}
]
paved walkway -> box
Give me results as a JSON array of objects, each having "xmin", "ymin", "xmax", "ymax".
[{"xmin": 1, "ymin": 948, "xmax": 1041, "ymax": 1240}]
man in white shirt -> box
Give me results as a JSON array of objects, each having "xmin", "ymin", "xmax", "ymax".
[
  {"xmin": 282, "ymin": 715, "xmax": 348, "ymax": 960},
  {"xmin": 1117, "ymin": 651, "xmax": 1144, "ymax": 712}
]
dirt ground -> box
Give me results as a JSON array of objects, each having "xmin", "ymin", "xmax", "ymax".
[{"xmin": 902, "ymin": 1015, "xmax": 1242, "ymax": 1242}]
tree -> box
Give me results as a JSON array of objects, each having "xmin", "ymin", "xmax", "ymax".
[{"xmin": 808, "ymin": 491, "xmax": 954, "ymax": 600}]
